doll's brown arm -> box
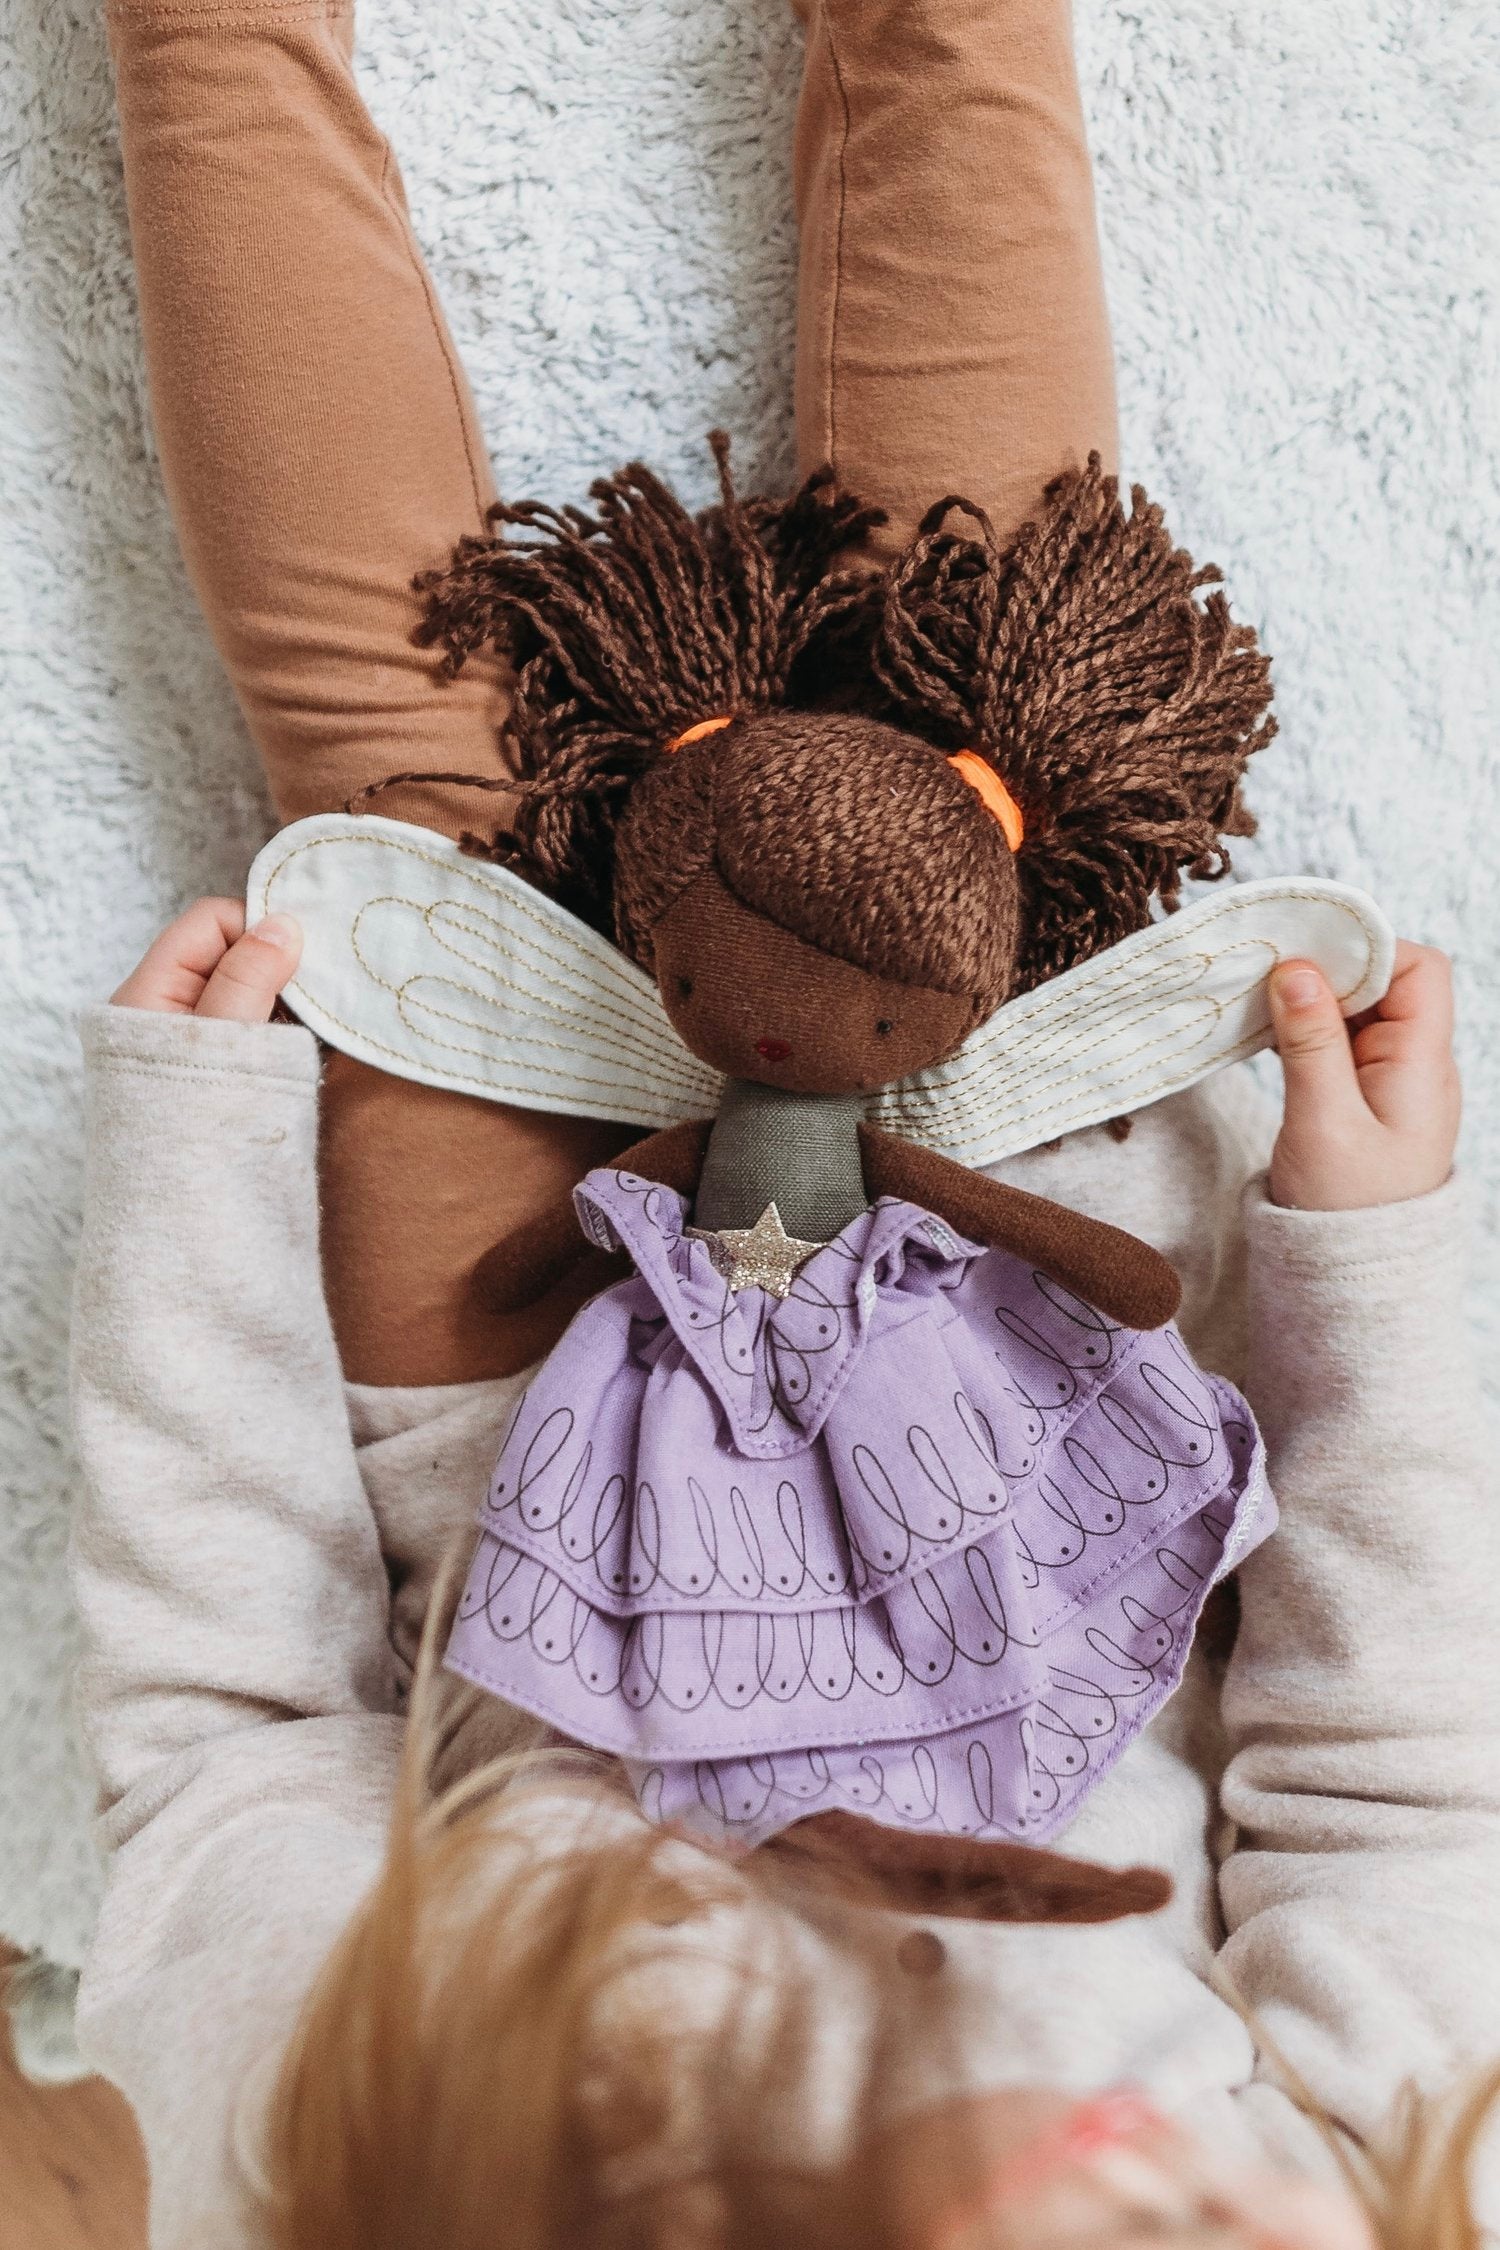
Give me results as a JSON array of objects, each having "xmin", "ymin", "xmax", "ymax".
[
  {"xmin": 473, "ymin": 1119, "xmax": 715, "ymax": 1314},
  {"xmin": 858, "ymin": 1124, "xmax": 1181, "ymax": 1330},
  {"xmin": 769, "ymin": 1810, "xmax": 1171, "ymax": 1925}
]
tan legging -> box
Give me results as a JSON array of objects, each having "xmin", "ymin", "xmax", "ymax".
[{"xmin": 106, "ymin": 0, "xmax": 1116, "ymax": 1386}]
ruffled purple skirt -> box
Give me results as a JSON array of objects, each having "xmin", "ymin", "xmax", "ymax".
[{"xmin": 446, "ymin": 1167, "xmax": 1272, "ymax": 1849}]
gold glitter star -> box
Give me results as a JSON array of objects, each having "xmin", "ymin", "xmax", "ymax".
[{"xmin": 688, "ymin": 1203, "xmax": 824, "ymax": 1298}]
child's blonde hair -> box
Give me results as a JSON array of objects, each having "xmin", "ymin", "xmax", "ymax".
[
  {"xmin": 262, "ymin": 1686, "xmax": 929, "ymax": 2247},
  {"xmin": 261, "ymin": 1654, "xmax": 1498, "ymax": 2250}
]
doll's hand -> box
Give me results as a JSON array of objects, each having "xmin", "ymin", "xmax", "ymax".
[
  {"xmin": 1268, "ymin": 940, "xmax": 1460, "ymax": 1211},
  {"xmin": 112, "ymin": 899, "xmax": 302, "ymax": 1023}
]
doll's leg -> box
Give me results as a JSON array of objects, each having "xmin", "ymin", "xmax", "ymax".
[
  {"xmin": 792, "ymin": 0, "xmax": 1117, "ymax": 550},
  {"xmin": 108, "ymin": 0, "xmax": 628, "ymax": 1385}
]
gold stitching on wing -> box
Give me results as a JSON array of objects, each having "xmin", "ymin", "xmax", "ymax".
[
  {"xmin": 256, "ymin": 830, "xmax": 721, "ymax": 1116},
  {"xmin": 894, "ymin": 937, "xmax": 1267, "ymax": 1128},
  {"xmin": 254, "ymin": 831, "xmax": 1380, "ymax": 1149},
  {"xmin": 348, "ymin": 903, "xmax": 711, "ymax": 1099},
  {"xmin": 872, "ymin": 888, "xmax": 1379, "ymax": 1155},
  {"xmin": 352, "ymin": 892, "xmax": 702, "ymax": 1079}
]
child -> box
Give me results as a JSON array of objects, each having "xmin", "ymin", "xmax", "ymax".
[
  {"xmin": 69, "ymin": 897, "xmax": 1496, "ymax": 2248},
  {"xmin": 77, "ymin": 0, "xmax": 1498, "ymax": 2238}
]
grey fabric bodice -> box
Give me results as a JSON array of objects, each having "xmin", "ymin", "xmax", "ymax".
[{"xmin": 693, "ymin": 1078, "xmax": 868, "ymax": 1242}]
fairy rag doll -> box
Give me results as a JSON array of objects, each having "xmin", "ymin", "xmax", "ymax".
[{"xmin": 251, "ymin": 443, "xmax": 1392, "ymax": 1905}]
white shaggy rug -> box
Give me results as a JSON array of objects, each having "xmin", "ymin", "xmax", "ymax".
[{"xmin": 2, "ymin": 0, "xmax": 1496, "ymax": 2070}]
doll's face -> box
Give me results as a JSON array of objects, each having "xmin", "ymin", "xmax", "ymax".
[{"xmin": 651, "ymin": 869, "xmax": 982, "ymax": 1097}]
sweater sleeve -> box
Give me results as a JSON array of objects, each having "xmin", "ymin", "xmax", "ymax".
[
  {"xmin": 69, "ymin": 1006, "xmax": 403, "ymax": 2249},
  {"xmin": 71, "ymin": 1005, "xmax": 397, "ymax": 1812},
  {"xmin": 1218, "ymin": 1175, "xmax": 1500, "ymax": 2144}
]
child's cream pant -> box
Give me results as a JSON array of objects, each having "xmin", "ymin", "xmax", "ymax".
[{"xmin": 106, "ymin": 0, "xmax": 1116, "ymax": 1386}]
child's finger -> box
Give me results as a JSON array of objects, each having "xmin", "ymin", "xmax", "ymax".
[
  {"xmin": 1350, "ymin": 1005, "xmax": 1427, "ymax": 1061},
  {"xmin": 111, "ymin": 898, "xmax": 248, "ymax": 1012},
  {"xmin": 194, "ymin": 914, "xmax": 302, "ymax": 1022},
  {"xmin": 1368, "ymin": 941, "xmax": 1453, "ymax": 1047},
  {"xmin": 1268, "ymin": 963, "xmax": 1366, "ymax": 1124},
  {"xmin": 1352, "ymin": 946, "xmax": 1458, "ymax": 1130}
]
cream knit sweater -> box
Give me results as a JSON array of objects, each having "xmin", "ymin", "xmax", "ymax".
[{"xmin": 68, "ymin": 1006, "xmax": 1500, "ymax": 2248}]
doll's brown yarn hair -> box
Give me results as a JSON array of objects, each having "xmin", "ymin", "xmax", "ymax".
[
  {"xmin": 867, "ymin": 463, "xmax": 1276, "ymax": 991},
  {"xmin": 414, "ymin": 439, "xmax": 1275, "ymax": 1003},
  {"xmin": 412, "ymin": 432, "xmax": 884, "ymax": 926}
]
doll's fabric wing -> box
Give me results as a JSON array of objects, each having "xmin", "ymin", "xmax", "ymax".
[
  {"xmin": 246, "ymin": 814, "xmax": 723, "ymax": 1128},
  {"xmin": 870, "ymin": 878, "xmax": 1394, "ymax": 1168}
]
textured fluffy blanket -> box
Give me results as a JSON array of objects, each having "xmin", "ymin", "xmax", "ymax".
[{"xmin": 2, "ymin": 0, "xmax": 1496, "ymax": 2070}]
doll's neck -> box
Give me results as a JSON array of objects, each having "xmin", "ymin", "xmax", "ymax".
[{"xmin": 695, "ymin": 1078, "xmax": 867, "ymax": 1243}]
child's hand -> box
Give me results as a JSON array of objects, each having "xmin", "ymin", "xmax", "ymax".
[
  {"xmin": 1267, "ymin": 940, "xmax": 1460, "ymax": 1210},
  {"xmin": 111, "ymin": 900, "xmax": 302, "ymax": 1024}
]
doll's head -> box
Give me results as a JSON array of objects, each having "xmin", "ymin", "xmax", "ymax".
[
  {"xmin": 415, "ymin": 437, "xmax": 1275, "ymax": 1097},
  {"xmin": 617, "ymin": 710, "xmax": 1014, "ymax": 1093}
]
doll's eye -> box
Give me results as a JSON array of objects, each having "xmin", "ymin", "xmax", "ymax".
[
  {"xmin": 676, "ymin": 977, "xmax": 694, "ymax": 998},
  {"xmin": 875, "ymin": 1019, "xmax": 895, "ymax": 1036}
]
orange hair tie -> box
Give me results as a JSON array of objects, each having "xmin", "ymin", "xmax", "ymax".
[
  {"xmin": 660, "ymin": 721, "xmax": 1024, "ymax": 852},
  {"xmin": 665, "ymin": 715, "xmax": 735, "ymax": 753},
  {"xmin": 949, "ymin": 751, "xmax": 1025, "ymax": 851}
]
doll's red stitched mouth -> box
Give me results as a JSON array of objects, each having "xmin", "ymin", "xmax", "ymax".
[{"xmin": 755, "ymin": 1037, "xmax": 793, "ymax": 1063}]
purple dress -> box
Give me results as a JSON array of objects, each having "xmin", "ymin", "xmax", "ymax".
[{"xmin": 445, "ymin": 1167, "xmax": 1272, "ymax": 1849}]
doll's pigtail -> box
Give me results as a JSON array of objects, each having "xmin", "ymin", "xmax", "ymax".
[
  {"xmin": 413, "ymin": 434, "xmax": 883, "ymax": 926},
  {"xmin": 869, "ymin": 455, "xmax": 1276, "ymax": 992}
]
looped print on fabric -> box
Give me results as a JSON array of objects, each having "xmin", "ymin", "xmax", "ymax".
[{"xmin": 571, "ymin": 1169, "xmax": 987, "ymax": 1457}]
